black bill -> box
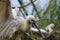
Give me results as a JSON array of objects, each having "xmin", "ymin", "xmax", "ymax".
[{"xmin": 32, "ymin": 23, "xmax": 45, "ymax": 38}]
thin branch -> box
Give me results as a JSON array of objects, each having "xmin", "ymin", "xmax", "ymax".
[
  {"xmin": 43, "ymin": 0, "xmax": 53, "ymax": 15},
  {"xmin": 18, "ymin": 0, "xmax": 28, "ymax": 16},
  {"xmin": 19, "ymin": 0, "xmax": 36, "ymax": 8},
  {"xmin": 30, "ymin": 0, "xmax": 40, "ymax": 18},
  {"xmin": 19, "ymin": 9, "xmax": 26, "ymax": 18},
  {"xmin": 31, "ymin": 8, "xmax": 35, "ymax": 15}
]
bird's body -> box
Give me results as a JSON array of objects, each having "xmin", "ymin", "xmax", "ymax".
[
  {"xmin": 11, "ymin": 7, "xmax": 36, "ymax": 32},
  {"xmin": 16, "ymin": 17, "xmax": 30, "ymax": 32},
  {"xmin": 0, "ymin": 16, "xmax": 31, "ymax": 38},
  {"xmin": 30, "ymin": 27, "xmax": 47, "ymax": 33},
  {"xmin": 0, "ymin": 7, "xmax": 46, "ymax": 40},
  {"xmin": 0, "ymin": 1, "xmax": 53, "ymax": 40},
  {"xmin": 0, "ymin": 7, "xmax": 35, "ymax": 38},
  {"xmin": 45, "ymin": 24, "xmax": 55, "ymax": 33}
]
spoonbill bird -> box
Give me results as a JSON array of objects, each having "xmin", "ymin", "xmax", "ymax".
[
  {"xmin": 12, "ymin": 7, "xmax": 57, "ymax": 40},
  {"xmin": 11, "ymin": 7, "xmax": 45, "ymax": 38},
  {"xmin": 45, "ymin": 24, "xmax": 55, "ymax": 33},
  {"xmin": 11, "ymin": 8, "xmax": 56, "ymax": 40},
  {"xmin": 11, "ymin": 7, "xmax": 38, "ymax": 32},
  {"xmin": 0, "ymin": 7, "xmax": 45, "ymax": 39}
]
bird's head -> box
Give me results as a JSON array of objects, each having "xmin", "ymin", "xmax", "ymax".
[
  {"xmin": 26, "ymin": 15, "xmax": 38, "ymax": 29},
  {"xmin": 45, "ymin": 24, "xmax": 55, "ymax": 33},
  {"xmin": 26, "ymin": 15, "xmax": 45, "ymax": 38},
  {"xmin": 26, "ymin": 15, "xmax": 35, "ymax": 24}
]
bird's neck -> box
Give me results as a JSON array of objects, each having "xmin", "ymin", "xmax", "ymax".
[
  {"xmin": 12, "ymin": 13, "xmax": 18, "ymax": 19},
  {"xmin": 12, "ymin": 9, "xmax": 18, "ymax": 19}
]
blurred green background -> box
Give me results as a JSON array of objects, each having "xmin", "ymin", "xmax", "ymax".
[
  {"xmin": 0, "ymin": 0, "xmax": 60, "ymax": 40},
  {"xmin": 16, "ymin": 0, "xmax": 60, "ymax": 40}
]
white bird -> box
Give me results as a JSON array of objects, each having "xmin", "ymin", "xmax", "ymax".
[
  {"xmin": 11, "ymin": 7, "xmax": 36, "ymax": 32},
  {"xmin": 11, "ymin": 7, "xmax": 19, "ymax": 19},
  {"xmin": 0, "ymin": 7, "xmax": 38, "ymax": 38},
  {"xmin": 45, "ymin": 24, "xmax": 55, "ymax": 33},
  {"xmin": 11, "ymin": 7, "xmax": 48, "ymax": 38},
  {"xmin": 0, "ymin": 7, "xmax": 46, "ymax": 39},
  {"xmin": 30, "ymin": 27, "xmax": 47, "ymax": 33}
]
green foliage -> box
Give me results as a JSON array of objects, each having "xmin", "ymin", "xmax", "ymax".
[{"xmin": 18, "ymin": 0, "xmax": 60, "ymax": 40}]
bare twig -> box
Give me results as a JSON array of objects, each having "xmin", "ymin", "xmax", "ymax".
[
  {"xmin": 30, "ymin": 0, "xmax": 40, "ymax": 18},
  {"xmin": 18, "ymin": 0, "xmax": 28, "ymax": 16},
  {"xmin": 19, "ymin": 0, "xmax": 36, "ymax": 8}
]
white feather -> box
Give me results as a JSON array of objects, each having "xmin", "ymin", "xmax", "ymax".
[
  {"xmin": 45, "ymin": 24, "xmax": 55, "ymax": 33},
  {"xmin": 11, "ymin": 7, "xmax": 19, "ymax": 19},
  {"xmin": 30, "ymin": 27, "xmax": 47, "ymax": 33}
]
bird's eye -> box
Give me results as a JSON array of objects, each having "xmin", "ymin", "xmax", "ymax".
[
  {"xmin": 30, "ymin": 20, "xmax": 35, "ymax": 23},
  {"xmin": 32, "ymin": 20, "xmax": 34, "ymax": 21},
  {"xmin": 12, "ymin": 7, "xmax": 15, "ymax": 9},
  {"xmin": 32, "ymin": 20, "xmax": 35, "ymax": 22}
]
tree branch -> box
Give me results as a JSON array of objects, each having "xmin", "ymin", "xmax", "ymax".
[{"xmin": 19, "ymin": 0, "xmax": 36, "ymax": 8}]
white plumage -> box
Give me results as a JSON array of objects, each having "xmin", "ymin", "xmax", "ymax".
[
  {"xmin": 30, "ymin": 27, "xmax": 47, "ymax": 33},
  {"xmin": 11, "ymin": 7, "xmax": 19, "ymax": 19},
  {"xmin": 45, "ymin": 24, "xmax": 55, "ymax": 33},
  {"xmin": 11, "ymin": 7, "xmax": 37, "ymax": 32},
  {"xmin": 0, "ymin": 7, "xmax": 50, "ymax": 39},
  {"xmin": 0, "ymin": 7, "xmax": 37, "ymax": 38},
  {"xmin": 11, "ymin": 7, "xmax": 48, "ymax": 37}
]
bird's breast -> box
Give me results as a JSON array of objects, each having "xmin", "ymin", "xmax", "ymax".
[{"xmin": 17, "ymin": 17, "xmax": 30, "ymax": 32}]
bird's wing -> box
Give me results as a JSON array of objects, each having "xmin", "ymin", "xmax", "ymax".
[
  {"xmin": 0, "ymin": 0, "xmax": 17, "ymax": 38},
  {"xmin": 0, "ymin": 19, "xmax": 20, "ymax": 38}
]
